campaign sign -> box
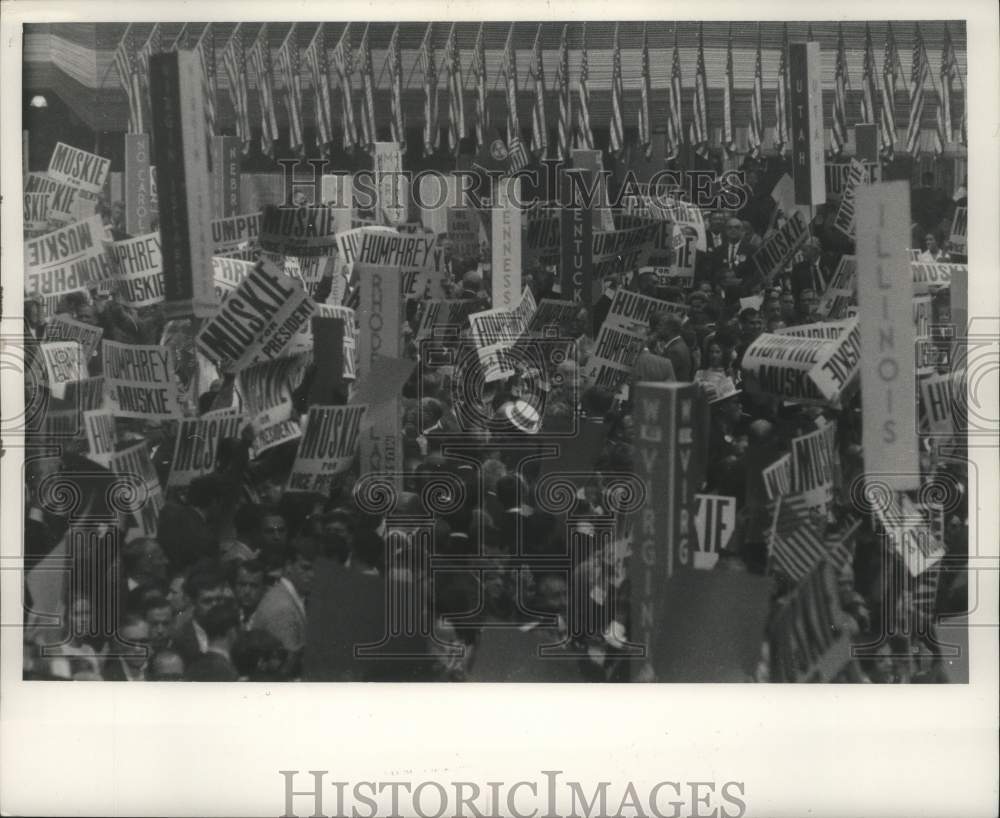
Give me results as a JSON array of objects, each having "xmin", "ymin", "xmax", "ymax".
[
  {"xmin": 47, "ymin": 142, "xmax": 111, "ymax": 197},
  {"xmin": 168, "ymin": 413, "xmax": 246, "ymax": 486},
  {"xmin": 197, "ymin": 265, "xmax": 315, "ymax": 371},
  {"xmin": 110, "ymin": 232, "xmax": 165, "ymax": 307},
  {"xmin": 693, "ymin": 494, "xmax": 737, "ymax": 570},
  {"xmin": 286, "ymin": 405, "xmax": 367, "ymax": 494},
  {"xmin": 43, "ymin": 315, "xmax": 103, "ymax": 361},
  {"xmin": 24, "ymin": 216, "xmax": 116, "ymax": 297},
  {"xmin": 103, "ymin": 340, "xmax": 182, "ymax": 420}
]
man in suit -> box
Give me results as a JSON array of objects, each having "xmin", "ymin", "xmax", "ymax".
[
  {"xmin": 186, "ymin": 599, "xmax": 241, "ymax": 681},
  {"xmin": 705, "ymin": 210, "xmax": 727, "ymax": 252},
  {"xmin": 157, "ymin": 474, "xmax": 227, "ymax": 569},
  {"xmin": 709, "ymin": 217, "xmax": 758, "ymax": 300},
  {"xmin": 789, "ymin": 238, "xmax": 835, "ymax": 298},
  {"xmin": 251, "ymin": 538, "xmax": 317, "ymax": 675},
  {"xmin": 172, "ymin": 568, "xmax": 228, "ymax": 667},
  {"xmin": 101, "ymin": 615, "xmax": 150, "ymax": 682},
  {"xmin": 232, "ymin": 560, "xmax": 267, "ymax": 629},
  {"xmin": 649, "ymin": 312, "xmax": 693, "ymax": 382}
]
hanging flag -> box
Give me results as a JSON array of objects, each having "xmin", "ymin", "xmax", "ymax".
[
  {"xmin": 420, "ymin": 24, "xmax": 439, "ymax": 156},
  {"xmin": 471, "ymin": 23, "xmax": 488, "ymax": 149},
  {"xmin": 530, "ymin": 25, "xmax": 548, "ymax": 159},
  {"xmin": 939, "ymin": 24, "xmax": 958, "ymax": 145},
  {"xmin": 501, "ymin": 24, "xmax": 520, "ymax": 147},
  {"xmin": 305, "ymin": 24, "xmax": 334, "ymax": 156},
  {"xmin": 666, "ymin": 31, "xmax": 683, "ymax": 161},
  {"xmin": 194, "ymin": 24, "xmax": 217, "ymax": 138},
  {"xmin": 693, "ymin": 24, "xmax": 710, "ymax": 158},
  {"xmin": 861, "ymin": 24, "xmax": 878, "ymax": 129},
  {"xmin": 333, "ymin": 25, "xmax": 359, "ymax": 153},
  {"xmin": 446, "ymin": 24, "xmax": 465, "ymax": 155},
  {"xmin": 722, "ymin": 25, "xmax": 736, "ymax": 155},
  {"xmin": 747, "ymin": 26, "xmax": 764, "ymax": 159},
  {"xmin": 115, "ymin": 25, "xmax": 145, "ymax": 134},
  {"xmin": 905, "ymin": 24, "xmax": 929, "ymax": 156},
  {"xmin": 880, "ymin": 24, "xmax": 901, "ymax": 160},
  {"xmin": 248, "ymin": 24, "xmax": 280, "ymax": 158},
  {"xmin": 638, "ymin": 25, "xmax": 652, "ymax": 160},
  {"xmin": 172, "ymin": 24, "xmax": 190, "ymax": 51},
  {"xmin": 555, "ymin": 24, "xmax": 572, "ymax": 161},
  {"xmin": 388, "ymin": 25, "xmax": 406, "ymax": 150},
  {"xmin": 609, "ymin": 24, "xmax": 626, "ymax": 157},
  {"xmin": 222, "ymin": 25, "xmax": 252, "ymax": 154},
  {"xmin": 775, "ymin": 23, "xmax": 790, "ymax": 156},
  {"xmin": 276, "ymin": 25, "xmax": 305, "ymax": 158},
  {"xmin": 831, "ymin": 25, "xmax": 849, "ymax": 157},
  {"xmin": 138, "ymin": 23, "xmax": 164, "ymax": 130},
  {"xmin": 358, "ymin": 25, "xmax": 377, "ymax": 150},
  {"xmin": 577, "ymin": 25, "xmax": 595, "ymax": 150}
]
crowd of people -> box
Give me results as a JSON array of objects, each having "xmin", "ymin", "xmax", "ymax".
[{"xmin": 21, "ymin": 151, "xmax": 970, "ymax": 683}]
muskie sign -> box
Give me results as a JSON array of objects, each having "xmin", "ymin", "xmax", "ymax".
[
  {"xmin": 168, "ymin": 413, "xmax": 246, "ymax": 486},
  {"xmin": 197, "ymin": 266, "xmax": 315, "ymax": 371},
  {"xmin": 24, "ymin": 216, "xmax": 116, "ymax": 297}
]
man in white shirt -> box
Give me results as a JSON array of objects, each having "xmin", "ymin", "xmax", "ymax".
[{"xmin": 251, "ymin": 539, "xmax": 317, "ymax": 676}]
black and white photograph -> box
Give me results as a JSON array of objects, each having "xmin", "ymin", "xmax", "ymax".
[{"xmin": 1, "ymin": 1, "xmax": 997, "ymax": 815}]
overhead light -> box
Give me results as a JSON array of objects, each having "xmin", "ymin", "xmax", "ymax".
[{"xmin": 29, "ymin": 95, "xmax": 48, "ymax": 109}]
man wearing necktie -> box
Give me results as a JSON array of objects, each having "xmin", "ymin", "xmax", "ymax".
[
  {"xmin": 709, "ymin": 217, "xmax": 757, "ymax": 303},
  {"xmin": 790, "ymin": 238, "xmax": 830, "ymax": 299}
]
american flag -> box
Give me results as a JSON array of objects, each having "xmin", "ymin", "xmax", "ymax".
[
  {"xmin": 530, "ymin": 25, "xmax": 548, "ymax": 160},
  {"xmin": 304, "ymin": 24, "xmax": 334, "ymax": 156},
  {"xmin": 222, "ymin": 24, "xmax": 252, "ymax": 154},
  {"xmin": 775, "ymin": 23, "xmax": 790, "ymax": 156},
  {"xmin": 248, "ymin": 24, "xmax": 280, "ymax": 158},
  {"xmin": 194, "ymin": 24, "xmax": 217, "ymax": 138},
  {"xmin": 747, "ymin": 26, "xmax": 764, "ymax": 159},
  {"xmin": 831, "ymin": 24, "xmax": 849, "ymax": 157},
  {"xmin": 357, "ymin": 25, "xmax": 376, "ymax": 150},
  {"xmin": 388, "ymin": 25, "xmax": 406, "ymax": 150},
  {"xmin": 276, "ymin": 24, "xmax": 305, "ymax": 158},
  {"xmin": 420, "ymin": 24, "xmax": 439, "ymax": 156},
  {"xmin": 555, "ymin": 24, "xmax": 572, "ymax": 162},
  {"xmin": 501, "ymin": 24, "xmax": 520, "ymax": 147},
  {"xmin": 880, "ymin": 24, "xmax": 901, "ymax": 160},
  {"xmin": 939, "ymin": 24, "xmax": 958, "ymax": 145},
  {"xmin": 722, "ymin": 26, "xmax": 736, "ymax": 155},
  {"xmin": 638, "ymin": 26, "xmax": 652, "ymax": 160},
  {"xmin": 332, "ymin": 25, "xmax": 359, "ymax": 153},
  {"xmin": 665, "ymin": 32, "xmax": 683, "ymax": 161},
  {"xmin": 861, "ymin": 24, "xmax": 878, "ymax": 129},
  {"xmin": 138, "ymin": 24, "xmax": 163, "ymax": 130},
  {"xmin": 115, "ymin": 25, "xmax": 145, "ymax": 134},
  {"xmin": 609, "ymin": 24, "xmax": 625, "ymax": 157},
  {"xmin": 905, "ymin": 24, "xmax": 929, "ymax": 156},
  {"xmin": 577, "ymin": 24, "xmax": 594, "ymax": 150},
  {"xmin": 445, "ymin": 24, "xmax": 465, "ymax": 156},
  {"xmin": 770, "ymin": 494, "xmax": 859, "ymax": 584},
  {"xmin": 692, "ymin": 24, "xmax": 710, "ymax": 159},
  {"xmin": 471, "ymin": 24, "xmax": 488, "ymax": 150},
  {"xmin": 171, "ymin": 23, "xmax": 189, "ymax": 51}
]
